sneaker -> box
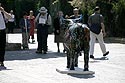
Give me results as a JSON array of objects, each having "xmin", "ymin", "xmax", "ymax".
[
  {"xmin": 103, "ymin": 51, "xmax": 109, "ymax": 56},
  {"xmin": 90, "ymin": 55, "xmax": 94, "ymax": 59}
]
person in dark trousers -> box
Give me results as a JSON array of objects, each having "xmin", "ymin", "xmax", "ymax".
[
  {"xmin": 0, "ymin": 3, "xmax": 12, "ymax": 66},
  {"xmin": 19, "ymin": 12, "xmax": 30, "ymax": 49},
  {"xmin": 53, "ymin": 11, "xmax": 65, "ymax": 53},
  {"xmin": 88, "ymin": 6, "xmax": 109, "ymax": 59},
  {"xmin": 7, "ymin": 10, "xmax": 16, "ymax": 33},
  {"xmin": 35, "ymin": 7, "xmax": 52, "ymax": 54}
]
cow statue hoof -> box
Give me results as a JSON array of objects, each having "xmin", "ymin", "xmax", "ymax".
[
  {"xmin": 70, "ymin": 67, "xmax": 75, "ymax": 70},
  {"xmin": 83, "ymin": 68, "xmax": 89, "ymax": 71}
]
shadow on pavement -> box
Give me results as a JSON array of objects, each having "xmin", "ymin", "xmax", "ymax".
[
  {"xmin": 0, "ymin": 66, "xmax": 12, "ymax": 71},
  {"xmin": 68, "ymin": 74, "xmax": 95, "ymax": 79},
  {"xmin": 89, "ymin": 57, "xmax": 109, "ymax": 63},
  {"xmin": 5, "ymin": 49, "xmax": 66, "ymax": 61},
  {"xmin": 94, "ymin": 57, "xmax": 109, "ymax": 60},
  {"xmin": 89, "ymin": 60, "xmax": 100, "ymax": 63}
]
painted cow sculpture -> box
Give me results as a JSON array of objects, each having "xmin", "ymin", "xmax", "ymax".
[{"xmin": 63, "ymin": 19, "xmax": 90, "ymax": 71}]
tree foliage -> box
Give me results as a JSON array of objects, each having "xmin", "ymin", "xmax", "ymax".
[
  {"xmin": 70, "ymin": 0, "xmax": 125, "ymax": 37},
  {"xmin": 0, "ymin": 0, "xmax": 124, "ymax": 37},
  {"xmin": 113, "ymin": 0, "xmax": 125, "ymax": 37}
]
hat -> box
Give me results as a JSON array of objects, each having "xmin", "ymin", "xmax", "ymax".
[
  {"xmin": 94, "ymin": 6, "xmax": 100, "ymax": 11},
  {"xmin": 30, "ymin": 10, "xmax": 33, "ymax": 13},
  {"xmin": 10, "ymin": 10, "xmax": 13, "ymax": 13},
  {"xmin": 73, "ymin": 8, "xmax": 79, "ymax": 11},
  {"xmin": 39, "ymin": 7, "xmax": 47, "ymax": 13}
]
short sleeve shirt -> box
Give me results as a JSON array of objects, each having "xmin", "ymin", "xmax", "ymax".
[
  {"xmin": 0, "ymin": 11, "xmax": 6, "ymax": 30},
  {"xmin": 88, "ymin": 13, "xmax": 104, "ymax": 24},
  {"xmin": 8, "ymin": 14, "xmax": 15, "ymax": 22}
]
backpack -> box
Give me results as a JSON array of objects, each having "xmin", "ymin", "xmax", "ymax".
[
  {"xmin": 36, "ymin": 13, "xmax": 49, "ymax": 26},
  {"xmin": 1, "ymin": 12, "xmax": 6, "ymax": 22}
]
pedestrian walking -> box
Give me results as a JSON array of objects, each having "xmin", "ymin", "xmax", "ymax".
[
  {"xmin": 88, "ymin": 6, "xmax": 109, "ymax": 59},
  {"xmin": 19, "ymin": 12, "xmax": 30, "ymax": 49},
  {"xmin": 35, "ymin": 7, "xmax": 52, "ymax": 54},
  {"xmin": 7, "ymin": 10, "xmax": 16, "ymax": 33},
  {"xmin": 53, "ymin": 11, "xmax": 65, "ymax": 53},
  {"xmin": 28, "ymin": 10, "xmax": 35, "ymax": 43},
  {"xmin": 0, "ymin": 3, "xmax": 12, "ymax": 66}
]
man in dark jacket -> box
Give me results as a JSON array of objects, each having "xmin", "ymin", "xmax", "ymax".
[{"xmin": 19, "ymin": 12, "xmax": 30, "ymax": 49}]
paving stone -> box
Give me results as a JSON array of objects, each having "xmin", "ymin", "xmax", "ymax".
[{"xmin": 0, "ymin": 34, "xmax": 125, "ymax": 83}]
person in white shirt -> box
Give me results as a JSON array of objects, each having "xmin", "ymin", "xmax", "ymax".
[
  {"xmin": 0, "ymin": 3, "xmax": 12, "ymax": 66},
  {"xmin": 7, "ymin": 10, "xmax": 16, "ymax": 33},
  {"xmin": 35, "ymin": 7, "xmax": 52, "ymax": 54}
]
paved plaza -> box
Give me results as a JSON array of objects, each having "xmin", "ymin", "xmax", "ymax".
[{"xmin": 0, "ymin": 34, "xmax": 125, "ymax": 83}]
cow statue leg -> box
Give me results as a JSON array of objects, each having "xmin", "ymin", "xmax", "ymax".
[
  {"xmin": 74, "ymin": 51, "xmax": 79, "ymax": 67},
  {"xmin": 66, "ymin": 50, "xmax": 70, "ymax": 68},
  {"xmin": 69, "ymin": 49, "xmax": 75, "ymax": 70},
  {"xmin": 83, "ymin": 41, "xmax": 89, "ymax": 71}
]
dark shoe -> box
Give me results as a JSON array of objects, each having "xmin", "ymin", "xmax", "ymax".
[
  {"xmin": 84, "ymin": 68, "xmax": 89, "ymax": 71},
  {"xmin": 63, "ymin": 49, "xmax": 66, "ymax": 53},
  {"xmin": 90, "ymin": 55, "xmax": 94, "ymax": 59},
  {"xmin": 58, "ymin": 49, "xmax": 60, "ymax": 53},
  {"xmin": 66, "ymin": 65, "xmax": 70, "ymax": 68},
  {"xmin": 36, "ymin": 50, "xmax": 42, "ymax": 54},
  {"xmin": 25, "ymin": 46, "xmax": 29, "ymax": 49},
  {"xmin": 0, "ymin": 62, "xmax": 4, "ymax": 66},
  {"xmin": 75, "ymin": 64, "xmax": 78, "ymax": 67},
  {"xmin": 32, "ymin": 40, "xmax": 35, "ymax": 43},
  {"xmin": 43, "ymin": 51, "xmax": 47, "ymax": 54},
  {"xmin": 103, "ymin": 51, "xmax": 109, "ymax": 56},
  {"xmin": 70, "ymin": 67, "xmax": 75, "ymax": 70},
  {"xmin": 23, "ymin": 46, "xmax": 29, "ymax": 50},
  {"xmin": 22, "ymin": 45, "xmax": 25, "ymax": 50}
]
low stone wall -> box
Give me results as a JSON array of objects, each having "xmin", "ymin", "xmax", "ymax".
[
  {"xmin": 6, "ymin": 43, "xmax": 22, "ymax": 51},
  {"xmin": 104, "ymin": 37, "xmax": 125, "ymax": 44}
]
